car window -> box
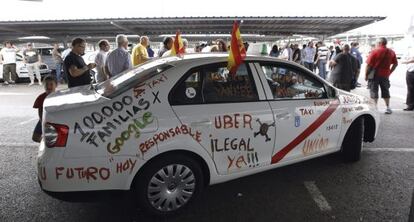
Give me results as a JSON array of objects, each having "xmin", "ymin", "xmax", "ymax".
[
  {"xmin": 96, "ymin": 62, "xmax": 173, "ymax": 98},
  {"xmin": 170, "ymin": 62, "xmax": 259, "ymax": 105},
  {"xmin": 260, "ymin": 63, "xmax": 326, "ymax": 100},
  {"xmin": 38, "ymin": 48, "xmax": 53, "ymax": 56}
]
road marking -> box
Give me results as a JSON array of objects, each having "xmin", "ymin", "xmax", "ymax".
[
  {"xmin": 409, "ymin": 188, "xmax": 414, "ymax": 222},
  {"xmin": 18, "ymin": 117, "xmax": 38, "ymax": 125},
  {"xmin": 304, "ymin": 181, "xmax": 332, "ymax": 212},
  {"xmin": 0, "ymin": 92, "xmax": 31, "ymax": 96},
  {"xmin": 364, "ymin": 148, "xmax": 414, "ymax": 152},
  {"xmin": 0, "ymin": 142, "xmax": 38, "ymax": 147}
]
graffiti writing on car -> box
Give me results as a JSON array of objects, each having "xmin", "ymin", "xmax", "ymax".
[
  {"xmin": 227, "ymin": 151, "xmax": 259, "ymax": 170},
  {"xmin": 210, "ymin": 137, "xmax": 254, "ymax": 153},
  {"xmin": 115, "ymin": 158, "xmax": 137, "ymax": 174},
  {"xmin": 341, "ymin": 95, "xmax": 361, "ymax": 104},
  {"xmin": 214, "ymin": 82, "xmax": 254, "ymax": 98},
  {"xmin": 253, "ymin": 118, "xmax": 275, "ymax": 142},
  {"xmin": 73, "ymin": 95, "xmax": 151, "ymax": 147},
  {"xmin": 302, "ymin": 137, "xmax": 329, "ymax": 156},
  {"xmin": 354, "ymin": 106, "xmax": 364, "ymax": 111},
  {"xmin": 342, "ymin": 117, "xmax": 352, "ymax": 124},
  {"xmin": 146, "ymin": 73, "xmax": 168, "ymax": 89},
  {"xmin": 107, "ymin": 112, "xmax": 153, "ymax": 154},
  {"xmin": 342, "ymin": 107, "xmax": 354, "ymax": 113},
  {"xmin": 55, "ymin": 166, "xmax": 110, "ymax": 181},
  {"xmin": 139, "ymin": 124, "xmax": 202, "ymax": 155},
  {"xmin": 214, "ymin": 113, "xmax": 253, "ymax": 130}
]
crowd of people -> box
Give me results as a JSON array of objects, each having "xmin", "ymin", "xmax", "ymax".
[
  {"xmin": 1, "ymin": 36, "xmax": 414, "ymax": 115},
  {"xmin": 269, "ymin": 37, "xmax": 414, "ymax": 114}
]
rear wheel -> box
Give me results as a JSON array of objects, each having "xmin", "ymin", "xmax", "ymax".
[
  {"xmin": 341, "ymin": 117, "xmax": 364, "ymax": 162},
  {"xmin": 135, "ymin": 154, "xmax": 204, "ymax": 216}
]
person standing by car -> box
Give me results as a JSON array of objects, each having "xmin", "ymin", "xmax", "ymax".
[
  {"xmin": 52, "ymin": 43, "xmax": 63, "ymax": 84},
  {"xmin": 147, "ymin": 45, "xmax": 155, "ymax": 58},
  {"xmin": 158, "ymin": 36, "xmax": 174, "ymax": 57},
  {"xmin": 105, "ymin": 34, "xmax": 132, "ymax": 77},
  {"xmin": 315, "ymin": 41, "xmax": 330, "ymax": 79},
  {"xmin": 32, "ymin": 75, "xmax": 57, "ymax": 142},
  {"xmin": 269, "ymin": 45, "xmax": 279, "ymax": 57},
  {"xmin": 64, "ymin": 38, "xmax": 96, "ymax": 88},
  {"xmin": 94, "ymin": 39, "xmax": 110, "ymax": 83},
  {"xmin": 292, "ymin": 44, "xmax": 301, "ymax": 64},
  {"xmin": 23, "ymin": 43, "xmax": 42, "ymax": 86},
  {"xmin": 302, "ymin": 42, "xmax": 316, "ymax": 71},
  {"xmin": 132, "ymin": 36, "xmax": 149, "ymax": 66},
  {"xmin": 0, "ymin": 41, "xmax": 19, "ymax": 85},
  {"xmin": 365, "ymin": 37, "xmax": 398, "ymax": 114},
  {"xmin": 351, "ymin": 42, "xmax": 363, "ymax": 87},
  {"xmin": 401, "ymin": 47, "xmax": 414, "ymax": 111},
  {"xmin": 279, "ymin": 43, "xmax": 292, "ymax": 61},
  {"xmin": 329, "ymin": 44, "xmax": 358, "ymax": 91}
]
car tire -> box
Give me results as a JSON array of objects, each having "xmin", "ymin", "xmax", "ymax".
[
  {"xmin": 134, "ymin": 154, "xmax": 204, "ymax": 216},
  {"xmin": 341, "ymin": 117, "xmax": 364, "ymax": 162}
]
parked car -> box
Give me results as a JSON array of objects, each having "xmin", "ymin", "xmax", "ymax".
[
  {"xmin": 37, "ymin": 53, "xmax": 379, "ymax": 215},
  {"xmin": 0, "ymin": 53, "xmax": 51, "ymax": 82}
]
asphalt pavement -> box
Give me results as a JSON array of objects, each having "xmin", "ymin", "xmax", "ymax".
[{"xmin": 0, "ymin": 65, "xmax": 414, "ymax": 222}]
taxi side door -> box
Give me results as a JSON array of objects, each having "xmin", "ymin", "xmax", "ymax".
[
  {"xmin": 169, "ymin": 62, "xmax": 276, "ymax": 175},
  {"xmin": 252, "ymin": 62, "xmax": 341, "ymax": 165}
]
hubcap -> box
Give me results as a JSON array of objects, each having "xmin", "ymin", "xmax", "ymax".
[{"xmin": 147, "ymin": 164, "xmax": 196, "ymax": 212}]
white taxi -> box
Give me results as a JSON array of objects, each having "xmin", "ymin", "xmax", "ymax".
[{"xmin": 37, "ymin": 53, "xmax": 379, "ymax": 215}]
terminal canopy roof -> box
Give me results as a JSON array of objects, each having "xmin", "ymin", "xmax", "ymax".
[{"xmin": 0, "ymin": 16, "xmax": 385, "ymax": 43}]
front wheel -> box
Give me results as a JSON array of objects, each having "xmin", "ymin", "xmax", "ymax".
[
  {"xmin": 135, "ymin": 154, "xmax": 204, "ymax": 216},
  {"xmin": 341, "ymin": 117, "xmax": 364, "ymax": 162}
]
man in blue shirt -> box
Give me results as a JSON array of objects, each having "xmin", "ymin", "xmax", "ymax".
[
  {"xmin": 351, "ymin": 42, "xmax": 363, "ymax": 87},
  {"xmin": 105, "ymin": 34, "xmax": 132, "ymax": 77}
]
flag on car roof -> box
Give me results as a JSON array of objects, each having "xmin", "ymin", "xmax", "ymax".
[
  {"xmin": 227, "ymin": 21, "xmax": 246, "ymax": 76},
  {"xmin": 171, "ymin": 30, "xmax": 185, "ymax": 56}
]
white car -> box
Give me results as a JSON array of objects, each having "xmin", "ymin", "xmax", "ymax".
[
  {"xmin": 0, "ymin": 54, "xmax": 51, "ymax": 82},
  {"xmin": 37, "ymin": 53, "xmax": 379, "ymax": 215}
]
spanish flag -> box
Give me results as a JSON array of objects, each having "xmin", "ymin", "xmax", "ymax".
[
  {"xmin": 227, "ymin": 21, "xmax": 246, "ymax": 75},
  {"xmin": 171, "ymin": 30, "xmax": 185, "ymax": 56}
]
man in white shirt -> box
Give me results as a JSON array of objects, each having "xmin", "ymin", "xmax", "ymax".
[
  {"xmin": 23, "ymin": 43, "xmax": 42, "ymax": 86},
  {"xmin": 0, "ymin": 41, "xmax": 19, "ymax": 85},
  {"xmin": 315, "ymin": 41, "xmax": 330, "ymax": 79},
  {"xmin": 303, "ymin": 42, "xmax": 316, "ymax": 71},
  {"xmin": 402, "ymin": 47, "xmax": 414, "ymax": 111},
  {"xmin": 279, "ymin": 43, "xmax": 292, "ymax": 61},
  {"xmin": 94, "ymin": 39, "xmax": 110, "ymax": 83}
]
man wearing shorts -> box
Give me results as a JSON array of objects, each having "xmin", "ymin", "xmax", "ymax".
[{"xmin": 365, "ymin": 37, "xmax": 398, "ymax": 114}]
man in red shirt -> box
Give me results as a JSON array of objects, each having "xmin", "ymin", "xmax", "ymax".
[{"xmin": 365, "ymin": 37, "xmax": 398, "ymax": 114}]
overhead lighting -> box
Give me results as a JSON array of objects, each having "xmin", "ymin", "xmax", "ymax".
[
  {"xmin": 19, "ymin": 0, "xmax": 43, "ymax": 2},
  {"xmin": 18, "ymin": 36, "xmax": 50, "ymax": 40}
]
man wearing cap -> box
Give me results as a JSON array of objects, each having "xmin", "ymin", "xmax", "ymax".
[{"xmin": 23, "ymin": 43, "xmax": 42, "ymax": 86}]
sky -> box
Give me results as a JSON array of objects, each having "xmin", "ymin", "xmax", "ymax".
[{"xmin": 0, "ymin": 0, "xmax": 413, "ymax": 35}]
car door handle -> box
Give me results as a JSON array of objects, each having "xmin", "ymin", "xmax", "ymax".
[
  {"xmin": 276, "ymin": 112, "xmax": 291, "ymax": 120},
  {"xmin": 191, "ymin": 120, "xmax": 212, "ymax": 127}
]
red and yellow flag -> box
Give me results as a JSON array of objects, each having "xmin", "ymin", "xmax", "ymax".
[
  {"xmin": 227, "ymin": 21, "xmax": 246, "ymax": 75},
  {"xmin": 171, "ymin": 30, "xmax": 185, "ymax": 56}
]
